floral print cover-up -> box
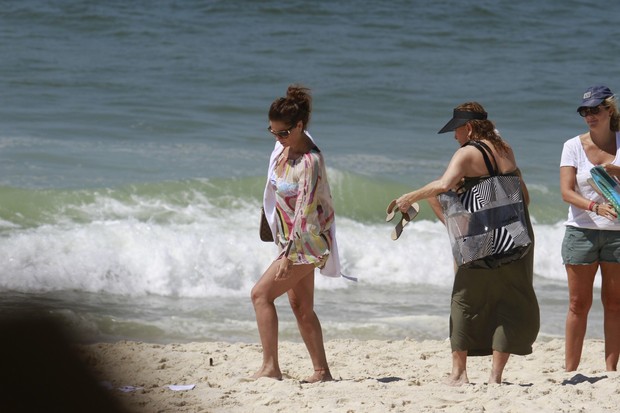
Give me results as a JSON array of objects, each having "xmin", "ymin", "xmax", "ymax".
[{"xmin": 269, "ymin": 147, "xmax": 334, "ymax": 268}]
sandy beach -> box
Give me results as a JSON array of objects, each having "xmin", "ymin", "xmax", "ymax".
[{"xmin": 76, "ymin": 338, "xmax": 619, "ymax": 413}]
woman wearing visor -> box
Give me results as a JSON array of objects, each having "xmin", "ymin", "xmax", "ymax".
[
  {"xmin": 394, "ymin": 102, "xmax": 539, "ymax": 385},
  {"xmin": 560, "ymin": 85, "xmax": 620, "ymax": 372}
]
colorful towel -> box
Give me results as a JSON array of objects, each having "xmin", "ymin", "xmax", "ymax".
[{"xmin": 590, "ymin": 165, "xmax": 620, "ymax": 214}]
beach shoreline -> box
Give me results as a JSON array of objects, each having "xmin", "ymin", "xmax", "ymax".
[{"xmin": 77, "ymin": 338, "xmax": 619, "ymax": 412}]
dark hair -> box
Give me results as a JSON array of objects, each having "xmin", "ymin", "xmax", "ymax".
[
  {"xmin": 268, "ymin": 84, "xmax": 312, "ymax": 129},
  {"xmin": 457, "ymin": 102, "xmax": 509, "ymax": 155}
]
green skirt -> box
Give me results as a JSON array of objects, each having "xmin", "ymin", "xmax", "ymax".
[{"xmin": 449, "ymin": 238, "xmax": 540, "ymax": 357}]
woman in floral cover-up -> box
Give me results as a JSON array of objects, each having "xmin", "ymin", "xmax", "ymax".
[{"xmin": 251, "ymin": 84, "xmax": 341, "ymax": 383}]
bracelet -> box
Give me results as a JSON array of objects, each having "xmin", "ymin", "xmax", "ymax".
[
  {"xmin": 588, "ymin": 201, "xmax": 596, "ymax": 211},
  {"xmin": 594, "ymin": 203, "xmax": 600, "ymax": 215}
]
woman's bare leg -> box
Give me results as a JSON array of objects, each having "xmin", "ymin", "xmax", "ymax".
[
  {"xmin": 600, "ymin": 262, "xmax": 620, "ymax": 371},
  {"xmin": 489, "ymin": 351, "xmax": 510, "ymax": 384},
  {"xmin": 288, "ymin": 271, "xmax": 332, "ymax": 383},
  {"xmin": 250, "ymin": 259, "xmax": 316, "ymax": 379},
  {"xmin": 565, "ymin": 263, "xmax": 597, "ymax": 371},
  {"xmin": 444, "ymin": 350, "xmax": 468, "ymax": 386}
]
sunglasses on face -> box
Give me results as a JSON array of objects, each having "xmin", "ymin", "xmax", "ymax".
[
  {"xmin": 267, "ymin": 125, "xmax": 294, "ymax": 139},
  {"xmin": 578, "ymin": 105, "xmax": 607, "ymax": 117}
]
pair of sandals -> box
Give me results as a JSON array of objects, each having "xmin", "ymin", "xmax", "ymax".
[{"xmin": 385, "ymin": 200, "xmax": 419, "ymax": 240}]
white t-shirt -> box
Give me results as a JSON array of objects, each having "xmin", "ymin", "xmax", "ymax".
[{"xmin": 560, "ymin": 132, "xmax": 620, "ymax": 230}]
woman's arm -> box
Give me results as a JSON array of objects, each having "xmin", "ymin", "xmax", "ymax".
[
  {"xmin": 561, "ymin": 165, "xmax": 618, "ymax": 220},
  {"xmin": 395, "ymin": 148, "xmax": 471, "ymax": 213},
  {"xmin": 515, "ymin": 168, "xmax": 530, "ymax": 206},
  {"xmin": 560, "ymin": 166, "xmax": 592, "ymax": 211},
  {"xmin": 427, "ymin": 196, "xmax": 446, "ymax": 224},
  {"xmin": 603, "ymin": 163, "xmax": 620, "ymax": 179}
]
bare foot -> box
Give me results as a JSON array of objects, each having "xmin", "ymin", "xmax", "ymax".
[
  {"xmin": 302, "ymin": 368, "xmax": 333, "ymax": 383},
  {"xmin": 443, "ymin": 372, "xmax": 469, "ymax": 386},
  {"xmin": 250, "ymin": 366, "xmax": 282, "ymax": 381},
  {"xmin": 488, "ymin": 372, "xmax": 502, "ymax": 384}
]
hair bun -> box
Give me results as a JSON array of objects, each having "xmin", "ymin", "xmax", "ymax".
[
  {"xmin": 287, "ymin": 84, "xmax": 311, "ymax": 100},
  {"xmin": 269, "ymin": 84, "xmax": 313, "ymax": 127}
]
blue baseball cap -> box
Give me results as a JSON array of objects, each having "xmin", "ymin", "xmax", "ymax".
[{"xmin": 578, "ymin": 85, "xmax": 614, "ymax": 109}]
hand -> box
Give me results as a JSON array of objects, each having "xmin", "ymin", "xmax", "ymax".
[
  {"xmin": 274, "ymin": 257, "xmax": 292, "ymax": 281},
  {"xmin": 602, "ymin": 164, "xmax": 620, "ymax": 181},
  {"xmin": 396, "ymin": 193, "xmax": 415, "ymax": 213},
  {"xmin": 597, "ymin": 203, "xmax": 618, "ymax": 221}
]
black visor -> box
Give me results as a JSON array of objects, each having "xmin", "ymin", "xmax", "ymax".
[{"xmin": 438, "ymin": 109, "xmax": 488, "ymax": 134}]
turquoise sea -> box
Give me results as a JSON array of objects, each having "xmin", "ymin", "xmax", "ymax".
[{"xmin": 1, "ymin": 0, "xmax": 619, "ymax": 343}]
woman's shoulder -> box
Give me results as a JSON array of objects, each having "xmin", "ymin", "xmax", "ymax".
[
  {"xmin": 303, "ymin": 146, "xmax": 322, "ymax": 161},
  {"xmin": 450, "ymin": 145, "xmax": 484, "ymax": 171},
  {"xmin": 561, "ymin": 135, "xmax": 586, "ymax": 158},
  {"xmin": 455, "ymin": 143, "xmax": 481, "ymax": 156},
  {"xmin": 457, "ymin": 140, "xmax": 499, "ymax": 160},
  {"xmin": 295, "ymin": 147, "xmax": 323, "ymax": 172},
  {"xmin": 564, "ymin": 134, "xmax": 584, "ymax": 147}
]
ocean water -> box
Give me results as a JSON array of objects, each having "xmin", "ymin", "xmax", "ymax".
[{"xmin": 1, "ymin": 0, "xmax": 619, "ymax": 344}]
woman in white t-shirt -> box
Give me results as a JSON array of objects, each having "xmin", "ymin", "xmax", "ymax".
[{"xmin": 560, "ymin": 85, "xmax": 620, "ymax": 372}]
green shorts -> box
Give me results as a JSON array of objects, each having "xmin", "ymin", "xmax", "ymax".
[{"xmin": 562, "ymin": 226, "xmax": 620, "ymax": 265}]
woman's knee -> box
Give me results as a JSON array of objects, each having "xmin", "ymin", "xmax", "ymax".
[
  {"xmin": 251, "ymin": 284, "xmax": 271, "ymax": 307},
  {"xmin": 289, "ymin": 300, "xmax": 314, "ymax": 322},
  {"xmin": 569, "ymin": 295, "xmax": 593, "ymax": 315},
  {"xmin": 250, "ymin": 286, "xmax": 260, "ymax": 305},
  {"xmin": 600, "ymin": 267, "xmax": 620, "ymax": 313},
  {"xmin": 601, "ymin": 294, "xmax": 620, "ymax": 313}
]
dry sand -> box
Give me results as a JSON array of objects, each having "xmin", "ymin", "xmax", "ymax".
[{"xmin": 78, "ymin": 338, "xmax": 620, "ymax": 412}]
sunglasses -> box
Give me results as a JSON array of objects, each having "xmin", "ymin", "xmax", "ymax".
[
  {"xmin": 267, "ymin": 125, "xmax": 295, "ymax": 139},
  {"xmin": 578, "ymin": 105, "xmax": 607, "ymax": 117}
]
